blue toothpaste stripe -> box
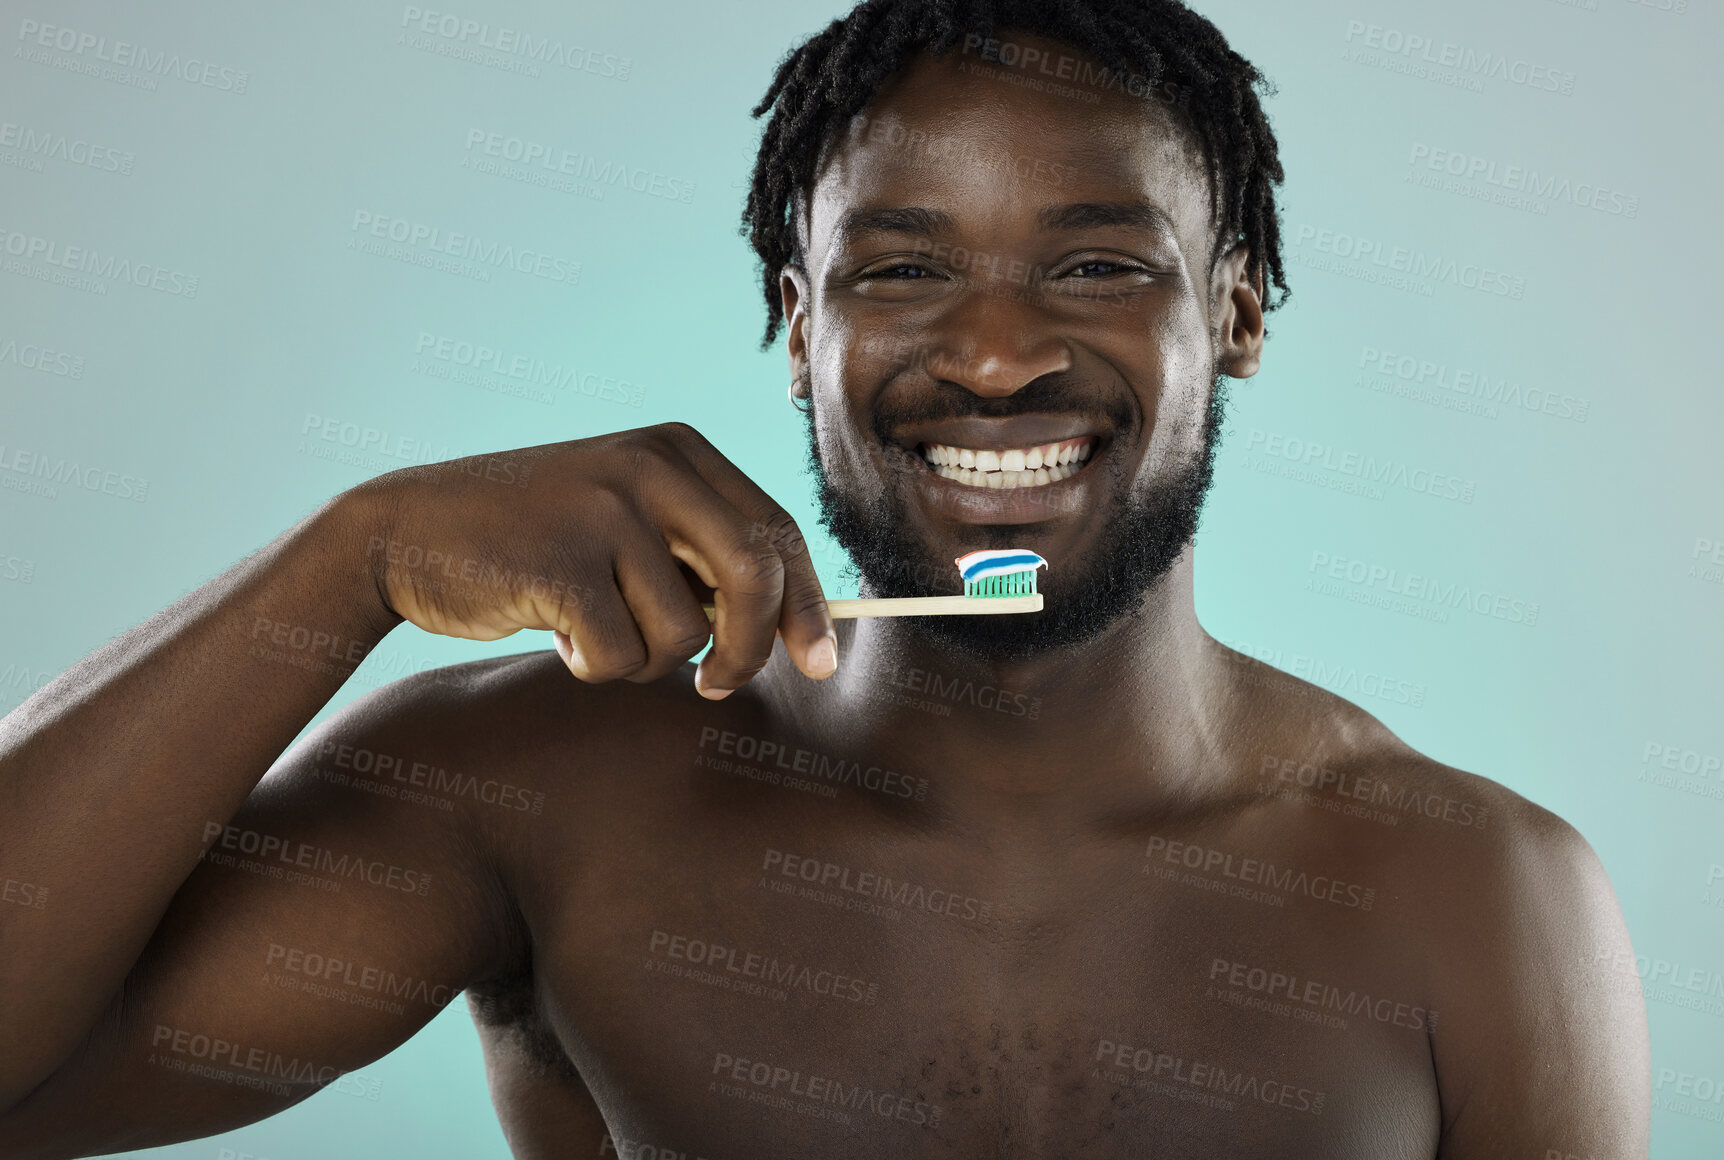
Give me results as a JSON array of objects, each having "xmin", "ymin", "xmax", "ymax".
[{"xmin": 956, "ymin": 551, "xmax": 1047, "ymax": 581}]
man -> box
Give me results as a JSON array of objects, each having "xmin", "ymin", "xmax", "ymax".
[{"xmin": 0, "ymin": 1, "xmax": 1648, "ymax": 1157}]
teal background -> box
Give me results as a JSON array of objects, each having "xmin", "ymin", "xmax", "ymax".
[{"xmin": 2, "ymin": 0, "xmax": 1719, "ymax": 1155}]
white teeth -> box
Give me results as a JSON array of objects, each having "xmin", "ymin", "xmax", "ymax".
[{"xmin": 919, "ymin": 437, "xmax": 1097, "ymax": 490}]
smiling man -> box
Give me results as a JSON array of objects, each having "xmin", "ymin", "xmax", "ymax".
[{"xmin": 0, "ymin": 2, "xmax": 1649, "ymax": 1158}]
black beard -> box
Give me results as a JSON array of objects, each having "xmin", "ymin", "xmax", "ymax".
[{"xmin": 800, "ymin": 370, "xmax": 1230, "ymax": 662}]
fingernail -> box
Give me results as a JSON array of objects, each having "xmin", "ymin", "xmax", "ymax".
[
  {"xmin": 696, "ymin": 670, "xmax": 735, "ymax": 700},
  {"xmin": 807, "ymin": 636, "xmax": 837, "ymax": 678}
]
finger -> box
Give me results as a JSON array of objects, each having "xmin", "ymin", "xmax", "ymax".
[
  {"xmin": 645, "ymin": 477, "xmax": 789, "ymax": 699},
  {"xmin": 663, "ymin": 432, "xmax": 836, "ymax": 681},
  {"xmin": 549, "ymin": 577, "xmax": 649, "ymax": 683},
  {"xmin": 611, "ymin": 525, "xmax": 716, "ymax": 684}
]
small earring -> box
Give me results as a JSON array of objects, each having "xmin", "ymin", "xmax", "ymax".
[{"xmin": 788, "ymin": 379, "xmax": 810, "ymax": 414}]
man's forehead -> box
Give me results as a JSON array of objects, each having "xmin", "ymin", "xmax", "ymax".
[{"xmin": 799, "ymin": 42, "xmax": 1213, "ymax": 256}]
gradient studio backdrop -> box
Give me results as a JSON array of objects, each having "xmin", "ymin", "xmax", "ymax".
[{"xmin": 2, "ymin": 0, "xmax": 1719, "ymax": 1155}]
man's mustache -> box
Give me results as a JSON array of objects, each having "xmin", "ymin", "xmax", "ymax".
[{"xmin": 866, "ymin": 377, "xmax": 1134, "ymax": 439}]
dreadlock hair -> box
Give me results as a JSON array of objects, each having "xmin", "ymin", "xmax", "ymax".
[{"xmin": 741, "ymin": 0, "xmax": 1289, "ymax": 351}]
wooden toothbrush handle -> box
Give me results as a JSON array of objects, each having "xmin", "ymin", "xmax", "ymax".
[{"xmin": 700, "ymin": 594, "xmax": 1042, "ymax": 620}]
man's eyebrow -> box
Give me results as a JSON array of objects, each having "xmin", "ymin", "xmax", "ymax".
[
  {"xmin": 830, "ymin": 200, "xmax": 1179, "ymax": 247},
  {"xmin": 834, "ymin": 206, "xmax": 958, "ymax": 245},
  {"xmin": 1036, "ymin": 200, "xmax": 1178, "ymax": 237}
]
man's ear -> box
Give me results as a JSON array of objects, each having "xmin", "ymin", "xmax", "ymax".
[
  {"xmin": 780, "ymin": 265, "xmax": 812, "ymax": 389},
  {"xmin": 1210, "ymin": 241, "xmax": 1266, "ymax": 379}
]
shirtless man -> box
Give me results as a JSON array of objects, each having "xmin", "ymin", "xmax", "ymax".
[{"xmin": 0, "ymin": 2, "xmax": 1649, "ymax": 1157}]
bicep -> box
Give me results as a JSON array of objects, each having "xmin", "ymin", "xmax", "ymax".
[
  {"xmin": 0, "ymin": 684, "xmax": 520, "ymax": 1158},
  {"xmin": 1432, "ymin": 818, "xmax": 1650, "ymax": 1160}
]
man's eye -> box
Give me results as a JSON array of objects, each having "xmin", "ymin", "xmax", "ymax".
[
  {"xmin": 866, "ymin": 263, "xmax": 934, "ymax": 279},
  {"xmin": 1066, "ymin": 260, "xmax": 1139, "ymax": 278}
]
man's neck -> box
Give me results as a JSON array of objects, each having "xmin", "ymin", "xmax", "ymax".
[{"xmin": 765, "ymin": 554, "xmax": 1250, "ymax": 843}]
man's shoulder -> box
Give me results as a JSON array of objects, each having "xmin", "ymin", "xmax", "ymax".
[
  {"xmin": 1234, "ymin": 657, "xmax": 1603, "ymax": 918},
  {"xmin": 1294, "ymin": 700, "xmax": 1610, "ymax": 945},
  {"xmin": 356, "ymin": 646, "xmax": 701, "ymax": 742}
]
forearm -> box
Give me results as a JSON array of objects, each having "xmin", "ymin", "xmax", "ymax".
[{"xmin": 0, "ymin": 489, "xmax": 401, "ymax": 1108}]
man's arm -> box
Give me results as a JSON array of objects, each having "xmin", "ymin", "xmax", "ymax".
[
  {"xmin": 0, "ymin": 426, "xmax": 836, "ymax": 1155},
  {"xmin": 0, "ymin": 666, "xmax": 526, "ymax": 1158},
  {"xmin": 0, "ymin": 491, "xmax": 411, "ymax": 1115},
  {"xmin": 1428, "ymin": 802, "xmax": 1650, "ymax": 1159}
]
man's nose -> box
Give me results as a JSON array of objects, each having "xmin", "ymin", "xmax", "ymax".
[{"xmin": 923, "ymin": 285, "xmax": 1073, "ymax": 398}]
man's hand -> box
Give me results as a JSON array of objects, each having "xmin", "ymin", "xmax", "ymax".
[{"xmin": 354, "ymin": 421, "xmax": 837, "ymax": 698}]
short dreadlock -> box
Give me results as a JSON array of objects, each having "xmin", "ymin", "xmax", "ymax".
[{"xmin": 741, "ymin": 0, "xmax": 1289, "ymax": 351}]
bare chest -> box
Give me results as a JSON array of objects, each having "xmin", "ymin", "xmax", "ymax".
[{"xmin": 511, "ymin": 805, "xmax": 1442, "ymax": 1160}]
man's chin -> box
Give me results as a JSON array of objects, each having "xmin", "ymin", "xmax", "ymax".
[{"xmin": 810, "ymin": 456, "xmax": 1206, "ymax": 664}]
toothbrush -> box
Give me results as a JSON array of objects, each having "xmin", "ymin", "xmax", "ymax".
[{"xmin": 701, "ymin": 548, "xmax": 1046, "ymax": 619}]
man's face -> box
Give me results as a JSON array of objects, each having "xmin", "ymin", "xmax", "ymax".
[{"xmin": 783, "ymin": 34, "xmax": 1260, "ymax": 660}]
